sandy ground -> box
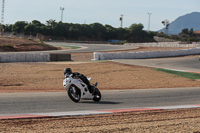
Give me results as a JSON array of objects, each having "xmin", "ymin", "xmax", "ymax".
[
  {"xmin": 1, "ymin": 61, "xmax": 200, "ymax": 93},
  {"xmin": 1, "ymin": 46, "xmax": 200, "ymax": 132},
  {"xmin": 1, "ymin": 108, "xmax": 200, "ymax": 132}
]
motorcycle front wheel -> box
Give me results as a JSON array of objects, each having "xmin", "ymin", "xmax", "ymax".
[
  {"xmin": 93, "ymin": 88, "xmax": 101, "ymax": 102},
  {"xmin": 68, "ymin": 85, "xmax": 81, "ymax": 103}
]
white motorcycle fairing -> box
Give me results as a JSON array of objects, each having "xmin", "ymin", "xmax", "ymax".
[{"xmin": 63, "ymin": 75, "xmax": 93, "ymax": 100}]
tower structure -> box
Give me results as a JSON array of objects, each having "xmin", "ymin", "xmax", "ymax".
[
  {"xmin": 60, "ymin": 7, "xmax": 64, "ymax": 22},
  {"xmin": 162, "ymin": 19, "xmax": 170, "ymax": 35},
  {"xmin": 1, "ymin": 0, "xmax": 5, "ymax": 24},
  {"xmin": 119, "ymin": 14, "xmax": 124, "ymax": 28},
  {"xmin": 0, "ymin": 0, "xmax": 5, "ymax": 36},
  {"xmin": 147, "ymin": 13, "xmax": 151, "ymax": 31}
]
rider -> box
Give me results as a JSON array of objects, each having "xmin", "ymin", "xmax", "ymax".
[{"xmin": 64, "ymin": 68, "xmax": 94, "ymax": 93}]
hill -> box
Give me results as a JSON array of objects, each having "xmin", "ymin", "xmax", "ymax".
[{"xmin": 159, "ymin": 12, "xmax": 200, "ymax": 35}]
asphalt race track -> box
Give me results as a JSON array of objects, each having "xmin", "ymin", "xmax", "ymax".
[
  {"xmin": 44, "ymin": 42, "xmax": 137, "ymax": 53},
  {"xmin": 0, "ymin": 87, "xmax": 200, "ymax": 115},
  {"xmin": 115, "ymin": 56, "xmax": 200, "ymax": 73},
  {"xmin": 4, "ymin": 42, "xmax": 136, "ymax": 54}
]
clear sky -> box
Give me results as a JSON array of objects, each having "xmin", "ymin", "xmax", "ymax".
[{"xmin": 2, "ymin": 0, "xmax": 200, "ymax": 31}]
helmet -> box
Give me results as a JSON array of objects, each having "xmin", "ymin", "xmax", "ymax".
[{"xmin": 64, "ymin": 68, "xmax": 72, "ymax": 75}]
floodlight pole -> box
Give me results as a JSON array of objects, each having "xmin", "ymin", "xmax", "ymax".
[
  {"xmin": 60, "ymin": 7, "xmax": 64, "ymax": 22},
  {"xmin": 120, "ymin": 14, "xmax": 124, "ymax": 28},
  {"xmin": 162, "ymin": 19, "xmax": 170, "ymax": 35},
  {"xmin": 148, "ymin": 13, "xmax": 151, "ymax": 31},
  {"xmin": 1, "ymin": 0, "xmax": 5, "ymax": 24},
  {"xmin": 0, "ymin": 0, "xmax": 5, "ymax": 36}
]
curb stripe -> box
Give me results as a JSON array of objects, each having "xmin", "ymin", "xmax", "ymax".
[
  {"xmin": 188, "ymin": 71, "xmax": 200, "ymax": 74},
  {"xmin": 30, "ymin": 111, "xmax": 112, "ymax": 117},
  {"xmin": 97, "ymin": 108, "xmax": 163, "ymax": 113},
  {"xmin": 0, "ymin": 114, "xmax": 49, "ymax": 120},
  {"xmin": 151, "ymin": 105, "xmax": 200, "ymax": 110},
  {"xmin": 0, "ymin": 105, "xmax": 200, "ymax": 120},
  {"xmin": 163, "ymin": 68, "xmax": 200, "ymax": 74}
]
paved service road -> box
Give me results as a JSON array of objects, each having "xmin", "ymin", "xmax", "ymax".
[
  {"xmin": 1, "ymin": 87, "xmax": 200, "ymax": 115},
  {"xmin": 114, "ymin": 56, "xmax": 200, "ymax": 72}
]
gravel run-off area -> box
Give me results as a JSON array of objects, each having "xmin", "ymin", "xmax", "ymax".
[{"xmin": 1, "ymin": 108, "xmax": 200, "ymax": 132}]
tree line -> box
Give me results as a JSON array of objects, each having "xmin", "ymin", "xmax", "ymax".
[
  {"xmin": 2, "ymin": 19, "xmax": 156, "ymax": 42},
  {"xmin": 157, "ymin": 28, "xmax": 200, "ymax": 42}
]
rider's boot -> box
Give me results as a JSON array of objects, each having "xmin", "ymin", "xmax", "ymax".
[
  {"xmin": 89, "ymin": 85, "xmax": 95, "ymax": 94},
  {"xmin": 91, "ymin": 82, "xmax": 98, "ymax": 94}
]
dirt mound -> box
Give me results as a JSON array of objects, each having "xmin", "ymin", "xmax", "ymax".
[{"xmin": 0, "ymin": 37, "xmax": 59, "ymax": 51}]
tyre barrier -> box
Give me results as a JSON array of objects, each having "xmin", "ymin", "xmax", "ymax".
[
  {"xmin": 0, "ymin": 53, "xmax": 71, "ymax": 63},
  {"xmin": 50, "ymin": 54, "xmax": 71, "ymax": 61},
  {"xmin": 93, "ymin": 47, "xmax": 200, "ymax": 60}
]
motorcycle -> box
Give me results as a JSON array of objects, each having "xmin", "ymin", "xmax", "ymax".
[{"xmin": 63, "ymin": 74, "xmax": 101, "ymax": 103}]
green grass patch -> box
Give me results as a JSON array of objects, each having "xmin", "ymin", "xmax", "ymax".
[
  {"xmin": 56, "ymin": 45, "xmax": 81, "ymax": 49},
  {"xmin": 156, "ymin": 68, "xmax": 200, "ymax": 79}
]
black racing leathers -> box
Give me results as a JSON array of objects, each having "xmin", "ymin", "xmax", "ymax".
[{"xmin": 72, "ymin": 72, "xmax": 93, "ymax": 93}]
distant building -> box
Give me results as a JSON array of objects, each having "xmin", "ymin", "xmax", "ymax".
[{"xmin": 194, "ymin": 30, "xmax": 200, "ymax": 35}]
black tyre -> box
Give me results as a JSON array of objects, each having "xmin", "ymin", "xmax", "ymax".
[
  {"xmin": 68, "ymin": 85, "xmax": 81, "ymax": 103},
  {"xmin": 93, "ymin": 88, "xmax": 101, "ymax": 102}
]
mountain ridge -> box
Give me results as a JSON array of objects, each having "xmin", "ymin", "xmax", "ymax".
[{"xmin": 159, "ymin": 12, "xmax": 200, "ymax": 35}]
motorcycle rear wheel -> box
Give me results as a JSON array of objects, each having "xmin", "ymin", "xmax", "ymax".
[
  {"xmin": 93, "ymin": 88, "xmax": 101, "ymax": 102},
  {"xmin": 68, "ymin": 85, "xmax": 81, "ymax": 103}
]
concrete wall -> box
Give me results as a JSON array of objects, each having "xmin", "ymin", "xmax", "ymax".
[
  {"xmin": 0, "ymin": 53, "xmax": 71, "ymax": 63},
  {"xmin": 93, "ymin": 47, "xmax": 200, "ymax": 60},
  {"xmin": 0, "ymin": 53, "xmax": 50, "ymax": 63},
  {"xmin": 125, "ymin": 42, "xmax": 200, "ymax": 48}
]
